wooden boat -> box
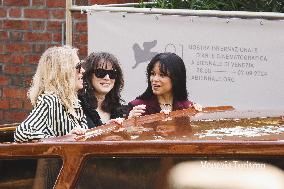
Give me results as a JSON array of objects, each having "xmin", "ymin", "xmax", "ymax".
[
  {"xmin": 1, "ymin": 106, "xmax": 284, "ymax": 189},
  {"xmin": 0, "ymin": 123, "xmax": 18, "ymax": 143}
]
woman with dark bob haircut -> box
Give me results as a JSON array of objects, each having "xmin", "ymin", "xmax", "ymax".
[
  {"xmin": 128, "ymin": 52, "xmax": 201, "ymax": 117},
  {"xmin": 79, "ymin": 52, "xmax": 125, "ymax": 128}
]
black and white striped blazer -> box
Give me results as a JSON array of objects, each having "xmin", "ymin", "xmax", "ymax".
[{"xmin": 14, "ymin": 93, "xmax": 88, "ymax": 142}]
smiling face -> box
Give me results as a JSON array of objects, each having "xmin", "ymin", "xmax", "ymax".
[
  {"xmin": 150, "ymin": 62, "xmax": 173, "ymax": 97},
  {"xmin": 91, "ymin": 61, "xmax": 115, "ymax": 96}
]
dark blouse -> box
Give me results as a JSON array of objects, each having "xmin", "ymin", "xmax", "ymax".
[
  {"xmin": 127, "ymin": 96, "xmax": 193, "ymax": 116},
  {"xmin": 79, "ymin": 94, "xmax": 124, "ymax": 129}
]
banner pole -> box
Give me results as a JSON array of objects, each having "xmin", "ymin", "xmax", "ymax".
[{"xmin": 66, "ymin": 0, "xmax": 72, "ymax": 46}]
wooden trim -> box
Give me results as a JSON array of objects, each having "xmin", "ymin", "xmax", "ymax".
[
  {"xmin": 66, "ymin": 0, "xmax": 72, "ymax": 46},
  {"xmin": 1, "ymin": 141, "xmax": 284, "ymax": 188}
]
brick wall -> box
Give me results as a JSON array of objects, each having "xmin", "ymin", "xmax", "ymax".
[{"xmin": 0, "ymin": 0, "xmax": 136, "ymax": 124}]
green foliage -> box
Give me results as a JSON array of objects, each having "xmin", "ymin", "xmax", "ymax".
[{"xmin": 139, "ymin": 0, "xmax": 284, "ymax": 12}]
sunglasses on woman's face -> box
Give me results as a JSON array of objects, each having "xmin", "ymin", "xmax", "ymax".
[
  {"xmin": 75, "ymin": 61, "xmax": 83, "ymax": 72},
  {"xmin": 94, "ymin": 68, "xmax": 117, "ymax": 79}
]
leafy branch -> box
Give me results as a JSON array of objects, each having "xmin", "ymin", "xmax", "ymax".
[{"xmin": 139, "ymin": 0, "xmax": 284, "ymax": 12}]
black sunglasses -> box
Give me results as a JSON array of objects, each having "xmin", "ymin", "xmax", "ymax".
[
  {"xmin": 94, "ymin": 68, "xmax": 117, "ymax": 79},
  {"xmin": 75, "ymin": 61, "xmax": 83, "ymax": 72}
]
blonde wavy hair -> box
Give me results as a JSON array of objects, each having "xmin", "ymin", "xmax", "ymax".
[{"xmin": 28, "ymin": 46, "xmax": 79, "ymax": 114}]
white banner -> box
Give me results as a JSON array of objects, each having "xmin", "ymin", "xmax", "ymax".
[{"xmin": 88, "ymin": 11, "xmax": 284, "ymax": 110}]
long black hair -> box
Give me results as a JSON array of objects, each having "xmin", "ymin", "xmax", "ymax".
[
  {"xmin": 79, "ymin": 52, "xmax": 124, "ymax": 114},
  {"xmin": 138, "ymin": 52, "xmax": 188, "ymax": 101}
]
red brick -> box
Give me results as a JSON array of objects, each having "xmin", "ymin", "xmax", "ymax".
[
  {"xmin": 30, "ymin": 21, "xmax": 45, "ymax": 30},
  {"xmin": 0, "ymin": 76, "xmax": 9, "ymax": 85},
  {"xmin": 75, "ymin": 22, "xmax": 87, "ymax": 32},
  {"xmin": 9, "ymin": 99, "xmax": 23, "ymax": 109},
  {"xmin": 32, "ymin": 44, "xmax": 46, "ymax": 54},
  {"xmin": 24, "ymin": 32, "xmax": 52, "ymax": 42},
  {"xmin": 52, "ymin": 33, "xmax": 62, "ymax": 43},
  {"xmin": 9, "ymin": 8, "xmax": 21, "ymax": 18},
  {"xmin": 50, "ymin": 9, "xmax": 65, "ymax": 19},
  {"xmin": 72, "ymin": 12, "xmax": 87, "ymax": 20},
  {"xmin": 3, "ymin": 87, "xmax": 27, "ymax": 98},
  {"xmin": 0, "ymin": 99, "xmax": 9, "ymax": 109},
  {"xmin": 0, "ymin": 20, "xmax": 3, "ymax": 30},
  {"xmin": 0, "ymin": 31, "xmax": 8, "ymax": 40},
  {"xmin": 76, "ymin": 45, "xmax": 87, "ymax": 57},
  {"xmin": 74, "ymin": 0, "xmax": 88, "ymax": 6},
  {"xmin": 3, "ymin": 20, "xmax": 29, "ymax": 30},
  {"xmin": 32, "ymin": 0, "xmax": 46, "ymax": 6},
  {"xmin": 46, "ymin": 0, "xmax": 65, "ymax": 8},
  {"xmin": 10, "ymin": 55, "xmax": 24, "ymax": 64},
  {"xmin": 6, "ymin": 44, "xmax": 31, "ymax": 53},
  {"xmin": 74, "ymin": 34, "xmax": 87, "ymax": 44},
  {"xmin": 25, "ymin": 55, "xmax": 40, "ymax": 64},
  {"xmin": 4, "ymin": 65, "xmax": 34, "ymax": 75},
  {"xmin": 23, "ymin": 100, "xmax": 33, "ymax": 110},
  {"xmin": 46, "ymin": 44, "xmax": 55, "ymax": 49},
  {"xmin": 0, "ymin": 44, "xmax": 4, "ymax": 54},
  {"xmin": 10, "ymin": 76, "xmax": 24, "ymax": 87},
  {"xmin": 4, "ymin": 111, "xmax": 28, "ymax": 122},
  {"xmin": 0, "ymin": 8, "xmax": 6, "ymax": 17},
  {"xmin": 24, "ymin": 9, "xmax": 49, "ymax": 19},
  {"xmin": 4, "ymin": 65, "xmax": 21, "ymax": 74},
  {"xmin": 24, "ymin": 77, "xmax": 32, "ymax": 87},
  {"xmin": 0, "ymin": 54, "xmax": 11, "ymax": 63},
  {"xmin": 4, "ymin": 0, "xmax": 29, "ymax": 6},
  {"xmin": 9, "ymin": 31, "xmax": 24, "ymax": 41},
  {"xmin": 47, "ymin": 21, "xmax": 62, "ymax": 31},
  {"xmin": 79, "ymin": 34, "xmax": 87, "ymax": 43},
  {"xmin": 89, "ymin": 0, "xmax": 108, "ymax": 4}
]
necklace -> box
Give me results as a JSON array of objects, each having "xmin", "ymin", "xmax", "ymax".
[
  {"xmin": 159, "ymin": 103, "xmax": 173, "ymax": 111},
  {"xmin": 159, "ymin": 103, "xmax": 172, "ymax": 106}
]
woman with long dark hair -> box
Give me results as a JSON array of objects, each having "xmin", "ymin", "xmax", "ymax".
[
  {"xmin": 128, "ymin": 52, "xmax": 201, "ymax": 117},
  {"xmin": 79, "ymin": 52, "xmax": 124, "ymax": 128}
]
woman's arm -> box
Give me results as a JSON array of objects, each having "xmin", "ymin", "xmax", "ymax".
[{"xmin": 14, "ymin": 97, "xmax": 50, "ymax": 142}]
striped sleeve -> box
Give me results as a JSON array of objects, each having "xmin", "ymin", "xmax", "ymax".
[
  {"xmin": 81, "ymin": 114, "xmax": 88, "ymax": 129},
  {"xmin": 14, "ymin": 96, "xmax": 50, "ymax": 142}
]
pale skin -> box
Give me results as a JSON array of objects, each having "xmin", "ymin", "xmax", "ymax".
[
  {"xmin": 129, "ymin": 62, "xmax": 202, "ymax": 118},
  {"xmin": 69, "ymin": 56, "xmax": 87, "ymax": 135},
  {"xmin": 91, "ymin": 61, "xmax": 124, "ymax": 125},
  {"xmin": 71, "ymin": 60, "xmax": 124, "ymax": 134}
]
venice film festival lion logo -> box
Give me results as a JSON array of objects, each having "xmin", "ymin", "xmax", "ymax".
[{"xmin": 132, "ymin": 40, "xmax": 158, "ymax": 69}]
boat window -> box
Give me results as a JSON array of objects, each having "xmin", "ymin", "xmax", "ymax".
[
  {"xmin": 76, "ymin": 156, "xmax": 284, "ymax": 189},
  {"xmin": 0, "ymin": 158, "xmax": 62, "ymax": 189}
]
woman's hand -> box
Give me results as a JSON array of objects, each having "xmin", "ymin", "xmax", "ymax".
[
  {"xmin": 193, "ymin": 103, "xmax": 203, "ymax": 112},
  {"xmin": 69, "ymin": 127, "xmax": 86, "ymax": 135},
  {"xmin": 160, "ymin": 109, "xmax": 171, "ymax": 115},
  {"xmin": 128, "ymin": 104, "xmax": 146, "ymax": 118},
  {"xmin": 107, "ymin": 117, "xmax": 125, "ymax": 125}
]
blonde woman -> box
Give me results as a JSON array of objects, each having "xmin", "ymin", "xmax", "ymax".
[{"xmin": 14, "ymin": 46, "xmax": 87, "ymax": 142}]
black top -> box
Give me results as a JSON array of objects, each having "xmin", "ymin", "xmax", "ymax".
[{"xmin": 79, "ymin": 94, "xmax": 125, "ymax": 129}]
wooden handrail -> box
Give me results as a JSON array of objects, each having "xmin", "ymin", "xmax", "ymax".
[
  {"xmin": 0, "ymin": 123, "xmax": 19, "ymax": 132},
  {"xmin": 41, "ymin": 106, "xmax": 234, "ymax": 142}
]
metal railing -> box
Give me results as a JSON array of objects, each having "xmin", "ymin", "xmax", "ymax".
[{"xmin": 66, "ymin": 0, "xmax": 284, "ymax": 45}]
